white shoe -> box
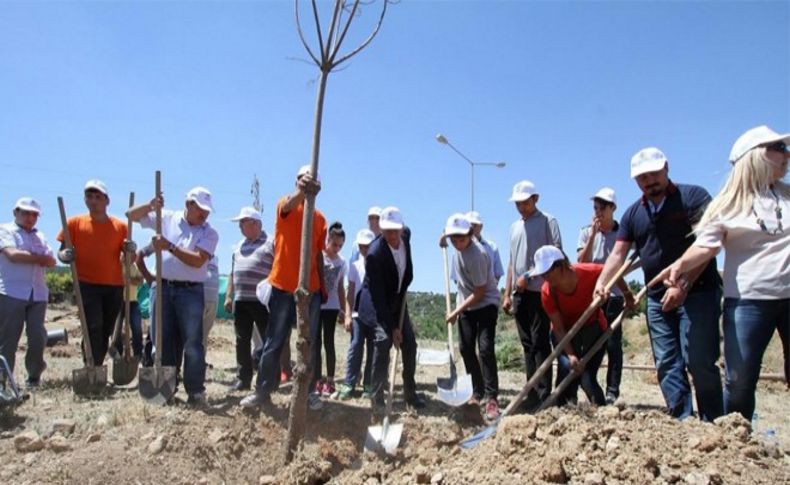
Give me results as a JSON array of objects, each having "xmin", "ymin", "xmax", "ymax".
[{"xmin": 240, "ymin": 393, "xmax": 270, "ymax": 408}]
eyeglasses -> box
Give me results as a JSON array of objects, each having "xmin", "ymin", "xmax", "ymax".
[{"xmin": 766, "ymin": 141, "xmax": 788, "ymax": 153}]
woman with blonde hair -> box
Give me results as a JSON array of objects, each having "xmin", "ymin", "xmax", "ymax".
[{"xmin": 651, "ymin": 125, "xmax": 789, "ymax": 420}]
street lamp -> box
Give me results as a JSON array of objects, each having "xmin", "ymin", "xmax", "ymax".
[{"xmin": 435, "ymin": 133, "xmax": 506, "ymax": 211}]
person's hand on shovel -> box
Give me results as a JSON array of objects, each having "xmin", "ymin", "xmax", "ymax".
[
  {"xmin": 648, "ymin": 262, "xmax": 689, "ymax": 312},
  {"xmin": 58, "ymin": 247, "xmax": 75, "ymax": 264},
  {"xmin": 568, "ymin": 354, "xmax": 585, "ymax": 373},
  {"xmin": 445, "ymin": 311, "xmax": 458, "ymax": 325},
  {"xmin": 151, "ymin": 235, "xmax": 173, "ymax": 252},
  {"xmin": 298, "ymin": 173, "xmax": 321, "ymax": 196}
]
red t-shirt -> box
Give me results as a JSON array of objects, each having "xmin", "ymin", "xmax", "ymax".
[
  {"xmin": 267, "ymin": 197, "xmax": 327, "ymax": 293},
  {"xmin": 541, "ymin": 263, "xmax": 607, "ymax": 332}
]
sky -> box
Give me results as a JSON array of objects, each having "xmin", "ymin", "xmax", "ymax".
[{"xmin": 1, "ymin": 0, "xmax": 788, "ymax": 293}]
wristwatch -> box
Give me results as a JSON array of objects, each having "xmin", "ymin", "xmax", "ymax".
[{"xmin": 167, "ymin": 242, "xmax": 176, "ymax": 253}]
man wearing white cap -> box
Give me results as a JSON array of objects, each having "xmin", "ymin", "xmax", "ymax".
[
  {"xmin": 127, "ymin": 186, "xmax": 219, "ymax": 405},
  {"xmin": 356, "ymin": 206, "xmax": 425, "ymax": 409},
  {"xmin": 57, "ymin": 180, "xmax": 130, "ymax": 371},
  {"xmin": 577, "ymin": 187, "xmax": 635, "ymax": 404},
  {"xmin": 0, "ymin": 198, "xmax": 56, "ymax": 387},
  {"xmin": 224, "ymin": 206, "xmax": 274, "ymax": 391},
  {"xmin": 502, "ymin": 180, "xmax": 562, "ymax": 410},
  {"xmin": 240, "ymin": 165, "xmax": 327, "ymax": 410},
  {"xmin": 596, "ymin": 148, "xmax": 723, "ymax": 422}
]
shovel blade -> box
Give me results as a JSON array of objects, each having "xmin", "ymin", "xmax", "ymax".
[
  {"xmin": 138, "ymin": 366, "xmax": 176, "ymax": 405},
  {"xmin": 364, "ymin": 423, "xmax": 403, "ymax": 455},
  {"xmin": 460, "ymin": 423, "xmax": 498, "ymax": 449},
  {"xmin": 437, "ymin": 374, "xmax": 473, "ymax": 407},
  {"xmin": 416, "ymin": 349, "xmax": 450, "ymax": 366},
  {"xmin": 112, "ymin": 355, "xmax": 139, "ymax": 386},
  {"xmin": 72, "ymin": 366, "xmax": 108, "ymax": 396}
]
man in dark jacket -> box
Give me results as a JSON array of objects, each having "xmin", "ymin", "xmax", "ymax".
[{"xmin": 356, "ymin": 206, "xmax": 425, "ymax": 409}]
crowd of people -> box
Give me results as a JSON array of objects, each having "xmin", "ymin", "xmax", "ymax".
[{"xmin": 0, "ymin": 125, "xmax": 787, "ymax": 422}]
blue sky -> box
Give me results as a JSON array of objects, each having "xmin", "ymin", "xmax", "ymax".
[{"xmin": 1, "ymin": 1, "xmax": 788, "ymax": 292}]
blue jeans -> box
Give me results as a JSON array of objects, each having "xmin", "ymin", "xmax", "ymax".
[
  {"xmin": 646, "ymin": 289, "xmax": 723, "ymax": 421},
  {"xmin": 254, "ymin": 287, "xmax": 320, "ymax": 396},
  {"xmin": 344, "ymin": 317, "xmax": 374, "ymax": 389},
  {"xmin": 152, "ymin": 283, "xmax": 205, "ymax": 395},
  {"xmin": 723, "ymin": 298, "xmax": 789, "ymax": 420},
  {"xmin": 554, "ymin": 324, "xmax": 607, "ymax": 406}
]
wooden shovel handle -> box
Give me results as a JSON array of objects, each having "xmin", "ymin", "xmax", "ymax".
[{"xmin": 154, "ymin": 171, "xmax": 163, "ymax": 367}]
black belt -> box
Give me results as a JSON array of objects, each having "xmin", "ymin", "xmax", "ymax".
[{"xmin": 162, "ymin": 279, "xmax": 202, "ymax": 287}]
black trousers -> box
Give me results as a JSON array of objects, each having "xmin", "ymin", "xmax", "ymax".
[
  {"xmin": 458, "ymin": 303, "xmax": 499, "ymax": 400},
  {"xmin": 604, "ymin": 297, "xmax": 625, "ymax": 399},
  {"xmin": 512, "ymin": 290, "xmax": 552, "ymax": 404},
  {"xmin": 79, "ymin": 282, "xmax": 123, "ymax": 366},
  {"xmin": 310, "ymin": 309, "xmax": 339, "ymax": 388},
  {"xmin": 233, "ymin": 300, "xmax": 269, "ymax": 384},
  {"xmin": 370, "ymin": 305, "xmax": 418, "ymax": 401}
]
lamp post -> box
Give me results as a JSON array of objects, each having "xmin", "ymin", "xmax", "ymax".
[{"xmin": 435, "ymin": 133, "xmax": 506, "ymax": 211}]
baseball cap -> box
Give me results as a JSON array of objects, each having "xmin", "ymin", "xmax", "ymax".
[
  {"xmin": 186, "ymin": 187, "xmax": 214, "ymax": 212},
  {"xmin": 729, "ymin": 125, "xmax": 790, "ymax": 164},
  {"xmin": 444, "ymin": 213, "xmax": 471, "ymax": 236},
  {"xmin": 630, "ymin": 148, "xmax": 668, "ymax": 178},
  {"xmin": 528, "ymin": 245, "xmax": 566, "ymax": 277},
  {"xmin": 296, "ymin": 164, "xmax": 320, "ymax": 182},
  {"xmin": 14, "ymin": 197, "xmax": 41, "ymax": 213},
  {"xmin": 367, "ymin": 206, "xmax": 382, "ymax": 217},
  {"xmin": 84, "ymin": 179, "xmax": 108, "ymax": 195},
  {"xmin": 355, "ymin": 229, "xmax": 375, "ymax": 246},
  {"xmin": 509, "ymin": 180, "xmax": 538, "ymax": 202},
  {"xmin": 230, "ymin": 206, "xmax": 261, "ymax": 222},
  {"xmin": 591, "ymin": 187, "xmax": 617, "ymax": 205},
  {"xmin": 378, "ymin": 206, "xmax": 404, "ymax": 230},
  {"xmin": 465, "ymin": 211, "xmax": 483, "ymax": 225}
]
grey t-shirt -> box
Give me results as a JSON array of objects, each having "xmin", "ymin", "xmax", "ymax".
[
  {"xmin": 577, "ymin": 222, "xmax": 622, "ymax": 296},
  {"xmin": 454, "ymin": 240, "xmax": 501, "ymax": 310},
  {"xmin": 509, "ymin": 210, "xmax": 562, "ymax": 291}
]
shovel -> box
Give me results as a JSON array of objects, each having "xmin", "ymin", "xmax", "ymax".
[
  {"xmin": 436, "ymin": 246, "xmax": 473, "ymax": 407},
  {"xmin": 112, "ymin": 192, "xmax": 139, "ymax": 386},
  {"xmin": 460, "ymin": 253, "xmax": 639, "ymax": 448},
  {"xmin": 58, "ymin": 197, "xmax": 108, "ymax": 396},
  {"xmin": 364, "ymin": 296, "xmax": 408, "ymax": 455},
  {"xmin": 139, "ymin": 171, "xmax": 177, "ymax": 404},
  {"xmin": 540, "ymin": 286, "xmax": 647, "ymax": 411}
]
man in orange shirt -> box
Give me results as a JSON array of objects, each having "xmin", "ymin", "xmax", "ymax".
[
  {"xmin": 58, "ymin": 180, "xmax": 133, "ymax": 368},
  {"xmin": 241, "ymin": 166, "xmax": 327, "ymax": 410}
]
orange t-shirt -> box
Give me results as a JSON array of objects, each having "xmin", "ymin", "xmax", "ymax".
[
  {"xmin": 267, "ymin": 197, "xmax": 327, "ymax": 293},
  {"xmin": 541, "ymin": 263, "xmax": 607, "ymax": 332},
  {"xmin": 57, "ymin": 214, "xmax": 127, "ymax": 286}
]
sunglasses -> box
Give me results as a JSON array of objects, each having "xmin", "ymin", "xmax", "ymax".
[{"xmin": 766, "ymin": 141, "xmax": 788, "ymax": 153}]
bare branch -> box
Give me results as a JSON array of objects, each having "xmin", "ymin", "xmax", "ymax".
[
  {"xmin": 294, "ymin": 0, "xmax": 321, "ymax": 66},
  {"xmin": 328, "ymin": 0, "xmax": 360, "ymax": 62},
  {"xmin": 310, "ymin": 0, "xmax": 326, "ymax": 62},
  {"xmin": 331, "ymin": 0, "xmax": 389, "ymax": 68},
  {"xmin": 322, "ymin": 0, "xmax": 344, "ymax": 63},
  {"xmin": 286, "ymin": 55, "xmax": 320, "ymax": 66}
]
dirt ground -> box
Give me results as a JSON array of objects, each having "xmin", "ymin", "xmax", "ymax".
[{"xmin": 1, "ymin": 304, "xmax": 788, "ymax": 484}]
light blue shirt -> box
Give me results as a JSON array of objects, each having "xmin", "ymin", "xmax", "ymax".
[
  {"xmin": 0, "ymin": 222, "xmax": 53, "ymax": 301},
  {"xmin": 139, "ymin": 209, "xmax": 219, "ymax": 283}
]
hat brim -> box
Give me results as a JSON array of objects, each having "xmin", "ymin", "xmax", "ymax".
[
  {"xmin": 191, "ymin": 200, "xmax": 213, "ymax": 212},
  {"xmin": 379, "ymin": 221, "xmax": 403, "ymax": 230},
  {"xmin": 509, "ymin": 193, "xmax": 534, "ymax": 202},
  {"xmin": 15, "ymin": 204, "xmax": 40, "ymax": 213},
  {"xmin": 230, "ymin": 215, "xmax": 259, "ymax": 222},
  {"xmin": 445, "ymin": 226, "xmax": 470, "ymax": 236},
  {"xmin": 84, "ymin": 185, "xmax": 108, "ymax": 195},
  {"xmin": 630, "ymin": 160, "xmax": 667, "ymax": 178}
]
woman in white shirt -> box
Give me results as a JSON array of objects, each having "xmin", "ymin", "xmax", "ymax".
[{"xmin": 650, "ymin": 125, "xmax": 789, "ymax": 420}]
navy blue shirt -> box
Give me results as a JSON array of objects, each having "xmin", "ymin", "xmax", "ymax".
[{"xmin": 617, "ymin": 181, "xmax": 721, "ymax": 298}]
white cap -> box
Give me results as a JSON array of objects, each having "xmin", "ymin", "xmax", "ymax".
[
  {"xmin": 367, "ymin": 206, "xmax": 382, "ymax": 217},
  {"xmin": 378, "ymin": 206, "xmax": 404, "ymax": 230},
  {"xmin": 630, "ymin": 147, "xmax": 668, "ymax": 178},
  {"xmin": 84, "ymin": 179, "xmax": 108, "ymax": 195},
  {"xmin": 186, "ymin": 187, "xmax": 214, "ymax": 212},
  {"xmin": 729, "ymin": 125, "xmax": 790, "ymax": 164},
  {"xmin": 509, "ymin": 180, "xmax": 538, "ymax": 202},
  {"xmin": 296, "ymin": 164, "xmax": 320, "ymax": 182},
  {"xmin": 14, "ymin": 197, "xmax": 41, "ymax": 213},
  {"xmin": 465, "ymin": 211, "xmax": 482, "ymax": 225},
  {"xmin": 444, "ymin": 213, "xmax": 471, "ymax": 236},
  {"xmin": 355, "ymin": 229, "xmax": 375, "ymax": 246},
  {"xmin": 591, "ymin": 187, "xmax": 617, "ymax": 205},
  {"xmin": 230, "ymin": 206, "xmax": 261, "ymax": 222},
  {"xmin": 528, "ymin": 245, "xmax": 566, "ymax": 277}
]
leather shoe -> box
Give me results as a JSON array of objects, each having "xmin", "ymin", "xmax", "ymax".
[
  {"xmin": 231, "ymin": 379, "xmax": 251, "ymax": 391},
  {"xmin": 405, "ymin": 393, "xmax": 427, "ymax": 409}
]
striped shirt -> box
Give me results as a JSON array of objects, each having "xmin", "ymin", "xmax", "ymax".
[{"xmin": 231, "ymin": 232, "xmax": 274, "ymax": 302}]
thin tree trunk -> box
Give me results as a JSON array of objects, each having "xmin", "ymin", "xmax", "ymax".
[{"xmin": 285, "ymin": 66, "xmax": 330, "ymax": 463}]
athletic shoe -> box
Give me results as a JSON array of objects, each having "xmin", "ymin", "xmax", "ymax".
[
  {"xmin": 240, "ymin": 392, "xmax": 271, "ymax": 408},
  {"xmin": 485, "ymin": 398, "xmax": 501, "ymax": 421},
  {"xmin": 361, "ymin": 385, "xmax": 373, "ymax": 398},
  {"xmin": 321, "ymin": 381, "xmax": 335, "ymax": 397},
  {"xmin": 335, "ymin": 383, "xmax": 353, "ymax": 400},
  {"xmin": 308, "ymin": 392, "xmax": 323, "ymax": 411}
]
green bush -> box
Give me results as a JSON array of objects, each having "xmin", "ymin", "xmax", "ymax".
[{"xmin": 45, "ymin": 268, "xmax": 73, "ymax": 302}]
